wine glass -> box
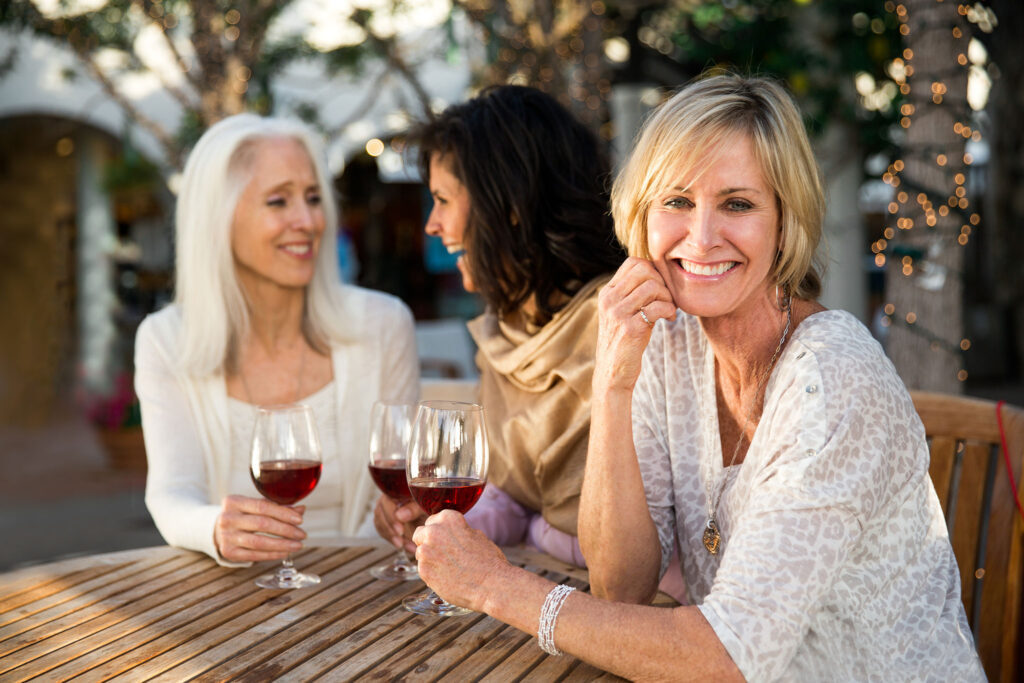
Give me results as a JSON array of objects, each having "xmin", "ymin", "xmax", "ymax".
[
  {"xmin": 367, "ymin": 400, "xmax": 420, "ymax": 581},
  {"xmin": 403, "ymin": 400, "xmax": 488, "ymax": 617},
  {"xmin": 250, "ymin": 404, "xmax": 323, "ymax": 589}
]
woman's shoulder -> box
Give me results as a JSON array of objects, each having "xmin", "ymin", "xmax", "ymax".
[
  {"xmin": 788, "ymin": 310, "xmax": 892, "ymax": 381},
  {"xmin": 782, "ymin": 308, "xmax": 911, "ymax": 417},
  {"xmin": 137, "ymin": 304, "xmax": 183, "ymax": 347},
  {"xmin": 326, "ymin": 284, "xmax": 414, "ymax": 342}
]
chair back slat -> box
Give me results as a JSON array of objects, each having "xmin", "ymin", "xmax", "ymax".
[
  {"xmin": 911, "ymin": 390, "xmax": 1024, "ymax": 683},
  {"xmin": 927, "ymin": 435, "xmax": 957, "ymax": 517},
  {"xmin": 949, "ymin": 441, "xmax": 991, "ymax": 620}
]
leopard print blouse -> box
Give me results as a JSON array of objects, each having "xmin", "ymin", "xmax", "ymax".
[{"xmin": 632, "ymin": 309, "xmax": 984, "ymax": 682}]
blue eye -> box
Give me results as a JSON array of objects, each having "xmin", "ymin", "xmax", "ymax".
[{"xmin": 726, "ymin": 199, "xmax": 753, "ymax": 211}]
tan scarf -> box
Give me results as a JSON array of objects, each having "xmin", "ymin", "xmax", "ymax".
[{"xmin": 467, "ymin": 274, "xmax": 610, "ymax": 536}]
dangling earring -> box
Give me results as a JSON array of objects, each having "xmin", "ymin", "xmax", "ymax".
[{"xmin": 775, "ymin": 283, "xmax": 791, "ymax": 312}]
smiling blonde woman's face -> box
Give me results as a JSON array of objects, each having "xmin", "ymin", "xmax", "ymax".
[{"xmin": 646, "ymin": 133, "xmax": 780, "ymax": 321}]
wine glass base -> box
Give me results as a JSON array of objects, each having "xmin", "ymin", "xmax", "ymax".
[
  {"xmin": 255, "ymin": 571, "xmax": 321, "ymax": 590},
  {"xmin": 369, "ymin": 562, "xmax": 420, "ymax": 581},
  {"xmin": 403, "ymin": 591, "xmax": 473, "ymax": 617}
]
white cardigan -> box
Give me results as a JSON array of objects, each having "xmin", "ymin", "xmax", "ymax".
[{"xmin": 135, "ymin": 286, "xmax": 419, "ymax": 564}]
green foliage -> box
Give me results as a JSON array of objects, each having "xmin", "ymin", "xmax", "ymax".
[{"xmin": 640, "ymin": 0, "xmax": 902, "ymax": 156}]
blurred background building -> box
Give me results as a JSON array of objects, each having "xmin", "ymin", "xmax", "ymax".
[{"xmin": 0, "ymin": 0, "xmax": 1020, "ymax": 569}]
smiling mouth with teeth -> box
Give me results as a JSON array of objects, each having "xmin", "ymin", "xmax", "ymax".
[
  {"xmin": 282, "ymin": 244, "xmax": 312, "ymax": 256},
  {"xmin": 678, "ymin": 260, "xmax": 738, "ymax": 276},
  {"xmin": 446, "ymin": 244, "xmax": 466, "ymax": 257}
]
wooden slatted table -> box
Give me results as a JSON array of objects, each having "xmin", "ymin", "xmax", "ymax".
[{"xmin": 0, "ymin": 544, "xmax": 623, "ymax": 681}]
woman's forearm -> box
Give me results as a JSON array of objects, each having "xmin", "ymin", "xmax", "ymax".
[
  {"xmin": 482, "ymin": 564, "xmax": 741, "ymax": 682},
  {"xmin": 578, "ymin": 387, "xmax": 662, "ymax": 603}
]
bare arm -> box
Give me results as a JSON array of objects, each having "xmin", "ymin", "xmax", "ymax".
[
  {"xmin": 414, "ymin": 511, "xmax": 743, "ymax": 682},
  {"xmin": 578, "ymin": 258, "xmax": 677, "ymax": 602}
]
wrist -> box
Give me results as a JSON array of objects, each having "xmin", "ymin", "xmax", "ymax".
[{"xmin": 479, "ymin": 561, "xmax": 526, "ymax": 618}]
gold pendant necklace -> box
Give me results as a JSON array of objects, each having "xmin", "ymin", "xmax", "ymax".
[{"xmin": 702, "ymin": 299, "xmax": 792, "ymax": 556}]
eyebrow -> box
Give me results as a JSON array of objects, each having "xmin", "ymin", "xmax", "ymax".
[
  {"xmin": 263, "ymin": 180, "xmax": 319, "ymax": 194},
  {"xmin": 672, "ymin": 185, "xmax": 762, "ymax": 195}
]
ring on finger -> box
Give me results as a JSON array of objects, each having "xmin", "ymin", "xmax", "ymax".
[{"xmin": 639, "ymin": 307, "xmax": 653, "ymax": 325}]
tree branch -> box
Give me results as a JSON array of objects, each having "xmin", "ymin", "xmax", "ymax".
[
  {"xmin": 132, "ymin": 0, "xmax": 205, "ymax": 95},
  {"xmin": 350, "ymin": 10, "xmax": 433, "ymax": 121},
  {"xmin": 74, "ymin": 45, "xmax": 182, "ymax": 167},
  {"xmin": 21, "ymin": 1, "xmax": 181, "ymax": 166},
  {"xmin": 328, "ymin": 66, "xmax": 392, "ymax": 138}
]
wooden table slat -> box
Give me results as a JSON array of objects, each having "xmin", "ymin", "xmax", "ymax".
[
  {"xmin": 0, "ymin": 550, "xmax": 197, "ymax": 633},
  {"xmin": 222, "ymin": 579, "xmax": 428, "ymax": 683},
  {"xmin": 0, "ymin": 555, "xmax": 271, "ymax": 682},
  {"xmin": 0, "ymin": 545, "xmax": 624, "ymax": 681},
  {"xmin": 307, "ymin": 609, "xmax": 489, "ymax": 682},
  {"xmin": 0, "ymin": 552, "xmax": 205, "ymax": 652},
  {"xmin": 144, "ymin": 546, "xmax": 410, "ymax": 682},
  {"xmin": 0, "ymin": 547, "xmax": 184, "ymax": 604},
  {"xmin": 73, "ymin": 547, "xmax": 369, "ymax": 682}
]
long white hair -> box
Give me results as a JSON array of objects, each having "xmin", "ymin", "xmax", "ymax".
[{"xmin": 174, "ymin": 113, "xmax": 351, "ymax": 376}]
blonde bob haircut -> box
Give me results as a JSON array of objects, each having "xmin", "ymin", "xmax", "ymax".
[
  {"xmin": 611, "ymin": 74, "xmax": 825, "ymax": 300},
  {"xmin": 174, "ymin": 113, "xmax": 348, "ymax": 376}
]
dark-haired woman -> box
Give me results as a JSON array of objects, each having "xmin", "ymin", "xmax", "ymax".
[{"xmin": 374, "ymin": 86, "xmax": 625, "ymax": 567}]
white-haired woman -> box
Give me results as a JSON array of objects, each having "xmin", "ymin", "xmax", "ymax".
[
  {"xmin": 135, "ymin": 114, "xmax": 419, "ymax": 565},
  {"xmin": 408, "ymin": 75, "xmax": 983, "ymax": 680}
]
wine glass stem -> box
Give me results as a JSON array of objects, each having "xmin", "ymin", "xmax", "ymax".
[{"xmin": 279, "ymin": 556, "xmax": 297, "ymax": 581}]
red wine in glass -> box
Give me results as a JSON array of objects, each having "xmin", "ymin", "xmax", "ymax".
[
  {"xmin": 253, "ymin": 459, "xmax": 322, "ymax": 505},
  {"xmin": 368, "ymin": 401, "xmax": 419, "ymax": 581},
  {"xmin": 409, "ymin": 477, "xmax": 485, "ymax": 515},
  {"xmin": 250, "ymin": 404, "xmax": 323, "ymax": 590},
  {"xmin": 403, "ymin": 400, "xmax": 488, "ymax": 617},
  {"xmin": 369, "ymin": 459, "xmax": 411, "ymax": 503}
]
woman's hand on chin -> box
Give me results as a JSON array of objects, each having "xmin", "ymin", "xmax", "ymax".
[
  {"xmin": 214, "ymin": 494, "xmax": 306, "ymax": 563},
  {"xmin": 594, "ymin": 257, "xmax": 675, "ymax": 393},
  {"xmin": 412, "ymin": 510, "xmax": 513, "ymax": 613}
]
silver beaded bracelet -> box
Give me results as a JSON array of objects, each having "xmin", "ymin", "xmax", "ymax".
[{"xmin": 537, "ymin": 583, "xmax": 576, "ymax": 656}]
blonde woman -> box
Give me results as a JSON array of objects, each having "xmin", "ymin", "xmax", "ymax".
[
  {"xmin": 136, "ymin": 114, "xmax": 418, "ymax": 566},
  {"xmin": 407, "ymin": 75, "xmax": 983, "ymax": 680}
]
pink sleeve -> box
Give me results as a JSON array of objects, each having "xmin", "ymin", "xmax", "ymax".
[
  {"xmin": 464, "ymin": 484, "xmax": 531, "ymax": 546},
  {"xmin": 527, "ymin": 515, "xmax": 587, "ymax": 568}
]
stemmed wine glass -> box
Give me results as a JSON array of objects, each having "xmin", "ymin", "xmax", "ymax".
[
  {"xmin": 250, "ymin": 404, "xmax": 323, "ymax": 589},
  {"xmin": 403, "ymin": 400, "xmax": 488, "ymax": 617},
  {"xmin": 367, "ymin": 400, "xmax": 420, "ymax": 581}
]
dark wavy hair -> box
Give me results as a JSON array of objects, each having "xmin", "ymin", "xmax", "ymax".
[{"xmin": 410, "ymin": 85, "xmax": 625, "ymax": 326}]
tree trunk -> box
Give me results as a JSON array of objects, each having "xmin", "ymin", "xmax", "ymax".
[{"xmin": 883, "ymin": 0, "xmax": 970, "ymax": 393}]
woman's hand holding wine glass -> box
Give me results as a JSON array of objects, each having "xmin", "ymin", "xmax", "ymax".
[
  {"xmin": 213, "ymin": 495, "xmax": 307, "ymax": 563},
  {"xmin": 404, "ymin": 400, "xmax": 488, "ymax": 617},
  {"xmin": 249, "ymin": 404, "xmax": 323, "ymax": 589}
]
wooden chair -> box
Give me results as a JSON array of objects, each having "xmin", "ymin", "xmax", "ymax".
[{"xmin": 911, "ymin": 391, "xmax": 1024, "ymax": 683}]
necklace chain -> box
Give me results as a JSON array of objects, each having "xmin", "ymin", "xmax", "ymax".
[
  {"xmin": 702, "ymin": 300, "xmax": 793, "ymax": 556},
  {"xmin": 239, "ymin": 341, "xmax": 307, "ymax": 406}
]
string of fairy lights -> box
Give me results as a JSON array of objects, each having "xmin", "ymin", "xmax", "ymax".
[{"xmin": 874, "ymin": 1, "xmax": 979, "ymax": 383}]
